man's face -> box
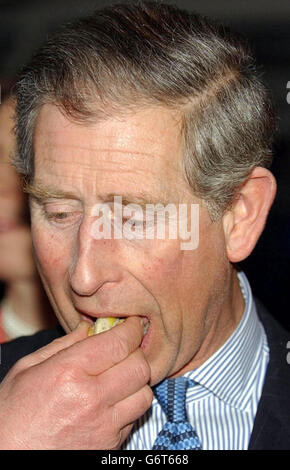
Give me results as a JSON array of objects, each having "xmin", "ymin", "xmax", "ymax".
[{"xmin": 31, "ymin": 103, "xmax": 229, "ymax": 385}]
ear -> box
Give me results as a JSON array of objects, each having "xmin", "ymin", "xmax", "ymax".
[{"xmin": 222, "ymin": 167, "xmax": 277, "ymax": 263}]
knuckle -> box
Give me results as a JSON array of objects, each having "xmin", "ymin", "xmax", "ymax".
[
  {"xmin": 109, "ymin": 330, "xmax": 130, "ymax": 364},
  {"xmin": 142, "ymin": 384, "xmax": 154, "ymax": 408},
  {"xmin": 107, "ymin": 430, "xmax": 123, "ymax": 450},
  {"xmin": 93, "ymin": 380, "xmax": 107, "ymax": 407},
  {"xmin": 133, "ymin": 351, "xmax": 151, "ymax": 384},
  {"xmin": 51, "ymin": 367, "xmax": 93, "ymax": 413},
  {"xmin": 11, "ymin": 356, "xmax": 30, "ymax": 375},
  {"xmin": 111, "ymin": 404, "xmax": 121, "ymax": 431},
  {"xmin": 52, "ymin": 361, "xmax": 81, "ymax": 397},
  {"xmin": 99, "ymin": 407, "xmax": 123, "ymax": 450}
]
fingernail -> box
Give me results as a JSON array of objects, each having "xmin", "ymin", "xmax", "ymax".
[
  {"xmin": 140, "ymin": 317, "xmax": 150, "ymax": 335},
  {"xmin": 76, "ymin": 320, "xmax": 91, "ymax": 331}
]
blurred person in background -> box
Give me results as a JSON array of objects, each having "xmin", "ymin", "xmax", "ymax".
[{"xmin": 0, "ymin": 95, "xmax": 56, "ymax": 342}]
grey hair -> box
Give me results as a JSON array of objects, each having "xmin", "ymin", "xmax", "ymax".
[{"xmin": 13, "ymin": 1, "xmax": 276, "ymax": 220}]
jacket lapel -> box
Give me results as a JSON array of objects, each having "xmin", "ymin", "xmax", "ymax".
[{"xmin": 249, "ymin": 299, "xmax": 290, "ymax": 449}]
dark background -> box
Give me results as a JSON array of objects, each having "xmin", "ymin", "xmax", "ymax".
[{"xmin": 0, "ymin": 0, "xmax": 289, "ymax": 329}]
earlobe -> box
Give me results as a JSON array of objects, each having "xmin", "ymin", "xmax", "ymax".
[{"xmin": 222, "ymin": 167, "xmax": 277, "ymax": 263}]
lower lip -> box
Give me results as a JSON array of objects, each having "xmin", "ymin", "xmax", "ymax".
[{"xmin": 80, "ymin": 313, "xmax": 95, "ymax": 325}]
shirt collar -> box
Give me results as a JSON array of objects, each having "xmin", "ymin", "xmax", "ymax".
[{"xmin": 185, "ymin": 271, "xmax": 266, "ymax": 411}]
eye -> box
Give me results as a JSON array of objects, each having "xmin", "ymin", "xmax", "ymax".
[
  {"xmin": 45, "ymin": 211, "xmax": 78, "ymax": 225},
  {"xmin": 47, "ymin": 212, "xmax": 71, "ymax": 221},
  {"xmin": 123, "ymin": 218, "xmax": 144, "ymax": 227},
  {"xmin": 42, "ymin": 202, "xmax": 82, "ymax": 226}
]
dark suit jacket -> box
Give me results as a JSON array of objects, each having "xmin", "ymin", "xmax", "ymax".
[{"xmin": 0, "ymin": 299, "xmax": 289, "ymax": 449}]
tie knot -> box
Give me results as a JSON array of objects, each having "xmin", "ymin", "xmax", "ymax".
[{"xmin": 153, "ymin": 376, "xmax": 196, "ymax": 422}]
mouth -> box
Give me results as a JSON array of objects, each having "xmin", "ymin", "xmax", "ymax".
[
  {"xmin": 79, "ymin": 312, "xmax": 96, "ymax": 325},
  {"xmin": 77, "ymin": 310, "xmax": 150, "ymax": 343}
]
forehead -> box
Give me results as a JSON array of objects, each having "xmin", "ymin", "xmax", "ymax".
[{"xmin": 33, "ymin": 104, "xmax": 185, "ymax": 185}]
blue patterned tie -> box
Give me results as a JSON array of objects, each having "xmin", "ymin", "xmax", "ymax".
[{"xmin": 152, "ymin": 377, "xmax": 202, "ymax": 450}]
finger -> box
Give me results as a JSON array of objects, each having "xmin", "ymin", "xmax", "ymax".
[
  {"xmin": 118, "ymin": 423, "xmax": 134, "ymax": 449},
  {"xmin": 61, "ymin": 316, "xmax": 145, "ymax": 376},
  {"xmin": 114, "ymin": 384, "xmax": 153, "ymax": 430},
  {"xmin": 93, "ymin": 347, "xmax": 150, "ymax": 405},
  {"xmin": 13, "ymin": 321, "xmax": 91, "ymax": 370}
]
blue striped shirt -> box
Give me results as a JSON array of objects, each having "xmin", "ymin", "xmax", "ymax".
[{"xmin": 122, "ymin": 271, "xmax": 269, "ymax": 450}]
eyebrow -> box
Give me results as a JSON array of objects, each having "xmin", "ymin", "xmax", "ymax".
[
  {"xmin": 25, "ymin": 183, "xmax": 172, "ymax": 208},
  {"xmin": 24, "ymin": 182, "xmax": 80, "ymax": 201},
  {"xmin": 104, "ymin": 193, "xmax": 172, "ymax": 210}
]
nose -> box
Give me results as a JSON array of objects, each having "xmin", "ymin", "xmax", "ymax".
[{"xmin": 69, "ymin": 216, "xmax": 122, "ymax": 296}]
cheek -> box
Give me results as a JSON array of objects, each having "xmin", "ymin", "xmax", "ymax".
[
  {"xmin": 139, "ymin": 232, "xmax": 222, "ymax": 311},
  {"xmin": 139, "ymin": 243, "xmax": 187, "ymax": 297},
  {"xmin": 31, "ymin": 226, "xmax": 71, "ymax": 282}
]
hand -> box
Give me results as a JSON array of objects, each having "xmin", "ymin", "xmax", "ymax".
[{"xmin": 0, "ymin": 317, "xmax": 152, "ymax": 449}]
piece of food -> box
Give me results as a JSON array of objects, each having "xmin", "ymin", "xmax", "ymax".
[{"xmin": 88, "ymin": 317, "xmax": 124, "ymax": 336}]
